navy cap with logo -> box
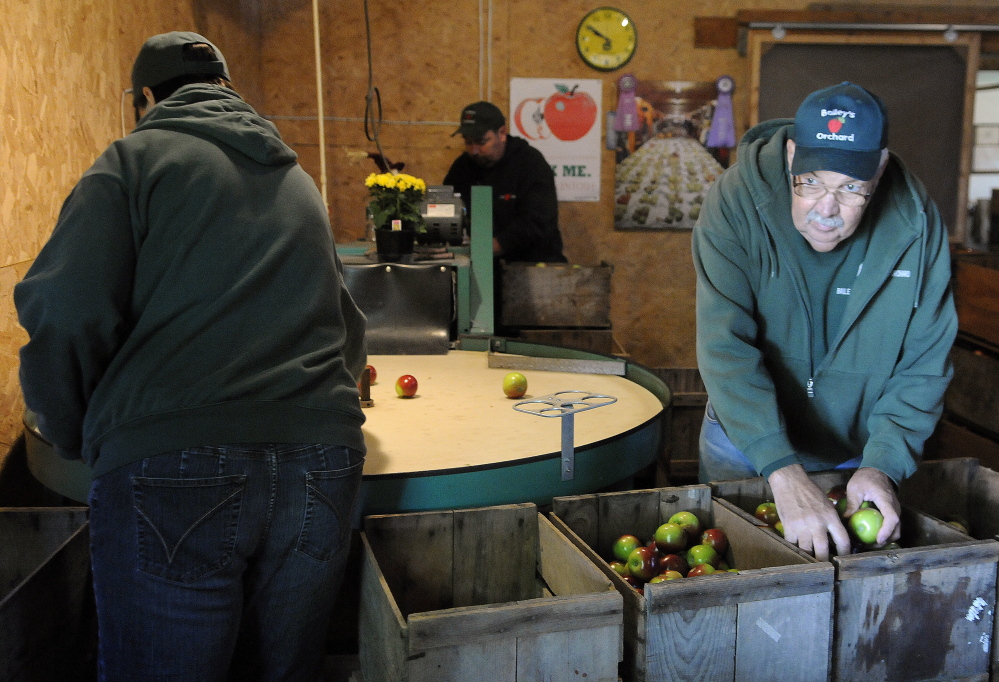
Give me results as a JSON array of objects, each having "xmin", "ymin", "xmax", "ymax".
[
  {"xmin": 452, "ymin": 101, "xmax": 506, "ymax": 139},
  {"xmin": 131, "ymin": 31, "xmax": 229, "ymax": 95},
  {"xmin": 791, "ymin": 82, "xmax": 888, "ymax": 182}
]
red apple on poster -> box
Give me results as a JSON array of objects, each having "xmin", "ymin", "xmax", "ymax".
[
  {"xmin": 514, "ymin": 97, "xmax": 549, "ymax": 140},
  {"xmin": 700, "ymin": 528, "xmax": 729, "ymax": 555},
  {"xmin": 626, "ymin": 546, "xmax": 659, "ymax": 582},
  {"xmin": 543, "ymin": 84, "xmax": 598, "ymax": 141},
  {"xmin": 612, "ymin": 534, "xmax": 641, "ymax": 562},
  {"xmin": 395, "ymin": 375, "xmax": 418, "ymax": 398},
  {"xmin": 653, "ymin": 522, "xmax": 687, "ymax": 554}
]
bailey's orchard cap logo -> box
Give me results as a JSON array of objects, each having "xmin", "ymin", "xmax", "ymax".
[{"xmin": 816, "ymin": 108, "xmax": 856, "ymax": 143}]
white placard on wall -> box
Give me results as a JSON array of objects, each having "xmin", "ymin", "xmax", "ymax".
[{"xmin": 510, "ymin": 78, "xmax": 602, "ymax": 202}]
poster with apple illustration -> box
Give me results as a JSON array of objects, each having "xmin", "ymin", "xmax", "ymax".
[
  {"xmin": 510, "ymin": 78, "xmax": 602, "ymax": 202},
  {"xmin": 613, "ymin": 80, "xmax": 727, "ymax": 230}
]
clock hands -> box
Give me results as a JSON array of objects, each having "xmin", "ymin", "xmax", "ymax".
[{"xmin": 586, "ymin": 24, "xmax": 612, "ymax": 51}]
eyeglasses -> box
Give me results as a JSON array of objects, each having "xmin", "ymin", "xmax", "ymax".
[{"xmin": 792, "ymin": 176, "xmax": 871, "ymax": 207}]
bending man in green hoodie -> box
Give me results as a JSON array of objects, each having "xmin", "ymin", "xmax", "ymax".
[
  {"xmin": 693, "ymin": 82, "xmax": 956, "ymax": 561},
  {"xmin": 15, "ymin": 32, "xmax": 367, "ymax": 681}
]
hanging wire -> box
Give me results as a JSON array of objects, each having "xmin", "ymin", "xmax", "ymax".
[{"xmin": 363, "ymin": 0, "xmax": 391, "ymax": 172}]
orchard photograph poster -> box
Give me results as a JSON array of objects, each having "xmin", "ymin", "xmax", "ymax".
[
  {"xmin": 510, "ymin": 77, "xmax": 602, "ymax": 202},
  {"xmin": 612, "ymin": 78, "xmax": 733, "ymax": 230}
]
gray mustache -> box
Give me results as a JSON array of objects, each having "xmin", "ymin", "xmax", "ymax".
[{"xmin": 806, "ymin": 210, "xmax": 845, "ymax": 229}]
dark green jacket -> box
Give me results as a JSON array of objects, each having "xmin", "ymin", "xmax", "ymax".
[
  {"xmin": 15, "ymin": 85, "xmax": 367, "ymax": 477},
  {"xmin": 692, "ymin": 119, "xmax": 956, "ymax": 483}
]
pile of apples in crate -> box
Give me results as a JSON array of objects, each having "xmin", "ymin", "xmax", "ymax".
[{"xmin": 608, "ymin": 510, "xmax": 736, "ymax": 592}]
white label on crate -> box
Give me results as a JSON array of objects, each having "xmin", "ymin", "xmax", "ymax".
[
  {"xmin": 967, "ymin": 597, "xmax": 989, "ymax": 622},
  {"xmin": 980, "ymin": 633, "xmax": 991, "ymax": 653},
  {"xmin": 756, "ymin": 617, "xmax": 781, "ymax": 643}
]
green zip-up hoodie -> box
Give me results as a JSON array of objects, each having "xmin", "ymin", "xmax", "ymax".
[
  {"xmin": 15, "ymin": 84, "xmax": 367, "ymax": 477},
  {"xmin": 692, "ymin": 119, "xmax": 956, "ymax": 483}
]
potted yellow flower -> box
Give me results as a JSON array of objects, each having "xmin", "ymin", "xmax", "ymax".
[{"xmin": 365, "ymin": 171, "xmax": 427, "ymax": 261}]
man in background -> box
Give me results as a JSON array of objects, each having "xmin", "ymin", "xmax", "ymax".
[
  {"xmin": 692, "ymin": 82, "xmax": 956, "ymax": 561},
  {"xmin": 15, "ymin": 31, "xmax": 367, "ymax": 680}
]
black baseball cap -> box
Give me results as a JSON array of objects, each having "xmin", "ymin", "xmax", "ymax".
[
  {"xmin": 452, "ymin": 101, "xmax": 506, "ymax": 139},
  {"xmin": 131, "ymin": 31, "xmax": 229, "ymax": 94},
  {"xmin": 791, "ymin": 82, "xmax": 888, "ymax": 181}
]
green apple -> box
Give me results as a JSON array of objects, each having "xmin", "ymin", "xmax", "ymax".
[
  {"xmin": 649, "ymin": 570, "xmax": 684, "ymax": 583},
  {"xmin": 653, "ymin": 522, "xmax": 687, "ymax": 554},
  {"xmin": 686, "ymin": 563, "xmax": 717, "ymax": 577},
  {"xmin": 502, "ymin": 372, "xmax": 527, "ymax": 398},
  {"xmin": 668, "ymin": 511, "xmax": 702, "ymax": 542},
  {"xmin": 608, "ymin": 560, "xmax": 629, "ymax": 576},
  {"xmin": 754, "ymin": 502, "xmax": 780, "ymax": 526},
  {"xmin": 627, "ymin": 546, "xmax": 659, "ymax": 582},
  {"xmin": 612, "ymin": 534, "xmax": 641, "ymax": 562},
  {"xmin": 847, "ymin": 507, "xmax": 884, "ymax": 545},
  {"xmin": 686, "ymin": 543, "xmax": 719, "ymax": 568}
]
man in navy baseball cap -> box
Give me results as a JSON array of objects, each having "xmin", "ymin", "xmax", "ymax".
[
  {"xmin": 692, "ymin": 80, "xmax": 956, "ymax": 567},
  {"xmin": 791, "ymin": 81, "xmax": 889, "ymax": 181}
]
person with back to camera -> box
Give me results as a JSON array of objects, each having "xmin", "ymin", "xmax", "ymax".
[
  {"xmin": 15, "ymin": 31, "xmax": 367, "ymax": 681},
  {"xmin": 692, "ymin": 82, "xmax": 957, "ymax": 561}
]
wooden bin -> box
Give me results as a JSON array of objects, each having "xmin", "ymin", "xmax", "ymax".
[
  {"xmin": 0, "ymin": 507, "xmax": 93, "ymax": 681},
  {"xmin": 712, "ymin": 472, "xmax": 999, "ymax": 681},
  {"xmin": 501, "ymin": 261, "xmax": 612, "ymax": 328},
  {"xmin": 550, "ymin": 485, "xmax": 834, "ymax": 682},
  {"xmin": 358, "ymin": 503, "xmax": 623, "ymax": 682}
]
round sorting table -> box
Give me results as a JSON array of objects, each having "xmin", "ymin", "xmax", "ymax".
[{"xmin": 24, "ymin": 340, "xmax": 669, "ymax": 515}]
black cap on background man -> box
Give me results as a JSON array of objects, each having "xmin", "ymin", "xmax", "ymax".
[{"xmin": 452, "ymin": 101, "xmax": 505, "ymax": 140}]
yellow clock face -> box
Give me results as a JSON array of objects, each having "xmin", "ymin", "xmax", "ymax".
[{"xmin": 576, "ymin": 7, "xmax": 637, "ymax": 72}]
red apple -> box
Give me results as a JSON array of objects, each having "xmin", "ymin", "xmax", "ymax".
[
  {"xmin": 612, "ymin": 534, "xmax": 640, "ymax": 562},
  {"xmin": 687, "ymin": 563, "xmax": 717, "ymax": 577},
  {"xmin": 686, "ymin": 543, "xmax": 720, "ymax": 568},
  {"xmin": 648, "ymin": 570, "xmax": 684, "ymax": 583},
  {"xmin": 620, "ymin": 574, "xmax": 640, "ymax": 588},
  {"xmin": 773, "ymin": 520, "xmax": 785, "ymax": 537},
  {"xmin": 395, "ymin": 375, "xmax": 418, "ymax": 398},
  {"xmin": 668, "ymin": 511, "xmax": 702, "ymax": 543},
  {"xmin": 653, "ymin": 522, "xmax": 687, "ymax": 554},
  {"xmin": 365, "ymin": 364, "xmax": 377, "ymax": 383},
  {"xmin": 826, "ymin": 484, "xmax": 848, "ymax": 517},
  {"xmin": 754, "ymin": 502, "xmax": 780, "ymax": 526},
  {"xmin": 626, "ymin": 546, "xmax": 659, "ymax": 582},
  {"xmin": 543, "ymin": 85, "xmax": 598, "ymax": 141},
  {"xmin": 700, "ymin": 527, "xmax": 729, "ymax": 555},
  {"xmin": 658, "ymin": 553, "xmax": 689, "ymax": 576},
  {"xmin": 502, "ymin": 372, "xmax": 527, "ymax": 399}
]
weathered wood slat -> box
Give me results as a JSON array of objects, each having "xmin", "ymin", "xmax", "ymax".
[
  {"xmin": 537, "ymin": 512, "xmax": 615, "ymax": 597},
  {"xmin": 364, "ymin": 510, "xmax": 454, "ymax": 616},
  {"xmin": 646, "ymin": 604, "xmax": 737, "ymax": 681},
  {"xmin": 407, "ymin": 639, "xmax": 517, "ymax": 682},
  {"xmin": 516, "ymin": 626, "xmax": 620, "ymax": 682},
  {"xmin": 453, "ymin": 504, "xmax": 537, "ymax": 607},
  {"xmin": 358, "ymin": 534, "xmax": 408, "ymax": 682},
  {"xmin": 407, "ymin": 592, "xmax": 621, "ymax": 651},
  {"xmin": 736, "ymin": 591, "xmax": 832, "ymax": 682}
]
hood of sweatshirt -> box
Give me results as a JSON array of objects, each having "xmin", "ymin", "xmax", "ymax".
[{"xmin": 133, "ymin": 84, "xmax": 297, "ymax": 166}]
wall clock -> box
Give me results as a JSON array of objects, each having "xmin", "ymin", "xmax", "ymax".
[{"xmin": 575, "ymin": 7, "xmax": 637, "ymax": 72}]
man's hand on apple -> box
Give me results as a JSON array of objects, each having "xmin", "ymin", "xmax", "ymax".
[
  {"xmin": 843, "ymin": 467, "xmax": 902, "ymax": 546},
  {"xmin": 768, "ymin": 464, "xmax": 851, "ymax": 561}
]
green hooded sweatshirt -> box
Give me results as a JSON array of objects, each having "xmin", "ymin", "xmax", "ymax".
[
  {"xmin": 15, "ymin": 84, "xmax": 367, "ymax": 477},
  {"xmin": 692, "ymin": 119, "xmax": 956, "ymax": 483}
]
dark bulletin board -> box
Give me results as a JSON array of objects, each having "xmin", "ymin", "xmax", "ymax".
[{"xmin": 750, "ymin": 33, "xmax": 978, "ymax": 240}]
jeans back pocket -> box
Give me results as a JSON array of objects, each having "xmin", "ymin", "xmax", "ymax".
[{"xmin": 297, "ymin": 452, "xmax": 364, "ymax": 562}]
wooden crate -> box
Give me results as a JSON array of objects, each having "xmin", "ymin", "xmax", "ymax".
[
  {"xmin": 550, "ymin": 485, "xmax": 834, "ymax": 682},
  {"xmin": 0, "ymin": 507, "xmax": 93, "ymax": 681},
  {"xmin": 925, "ymin": 417, "xmax": 999, "ymax": 473},
  {"xmin": 954, "ymin": 255, "xmax": 999, "ymax": 347},
  {"xmin": 501, "ymin": 262, "xmax": 612, "ymax": 328},
  {"xmin": 358, "ymin": 503, "xmax": 623, "ymax": 682},
  {"xmin": 712, "ymin": 472, "xmax": 999, "ymax": 681},
  {"xmin": 948, "ymin": 341, "xmax": 999, "ymax": 438},
  {"xmin": 650, "ymin": 368, "xmax": 707, "ymax": 485}
]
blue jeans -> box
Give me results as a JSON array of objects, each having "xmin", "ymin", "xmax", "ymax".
[
  {"xmin": 698, "ymin": 402, "xmax": 862, "ymax": 483},
  {"xmin": 88, "ymin": 443, "xmax": 364, "ymax": 682}
]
